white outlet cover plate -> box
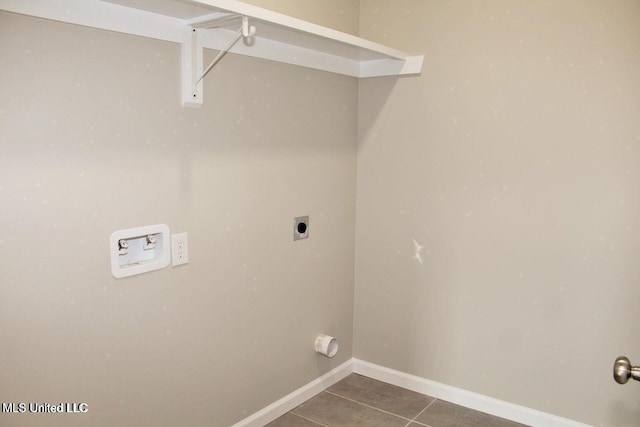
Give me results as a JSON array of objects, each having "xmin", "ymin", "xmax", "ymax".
[{"xmin": 171, "ymin": 232, "xmax": 189, "ymax": 266}]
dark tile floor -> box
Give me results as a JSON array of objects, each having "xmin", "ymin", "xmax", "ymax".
[{"xmin": 266, "ymin": 374, "xmax": 529, "ymax": 427}]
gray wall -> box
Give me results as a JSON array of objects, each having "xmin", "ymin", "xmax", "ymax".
[
  {"xmin": 0, "ymin": 5, "xmax": 357, "ymax": 426},
  {"xmin": 355, "ymin": 1, "xmax": 640, "ymax": 426},
  {"xmin": 3, "ymin": 1, "xmax": 640, "ymax": 426}
]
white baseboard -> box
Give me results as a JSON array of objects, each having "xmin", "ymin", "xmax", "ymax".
[
  {"xmin": 352, "ymin": 358, "xmax": 592, "ymax": 427},
  {"xmin": 232, "ymin": 358, "xmax": 591, "ymax": 427},
  {"xmin": 231, "ymin": 359, "xmax": 352, "ymax": 427}
]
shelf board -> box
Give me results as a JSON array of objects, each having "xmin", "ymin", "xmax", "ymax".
[
  {"xmin": 104, "ymin": 0, "xmax": 424, "ymax": 78},
  {"xmin": 0, "ymin": 0, "xmax": 424, "ymax": 105}
]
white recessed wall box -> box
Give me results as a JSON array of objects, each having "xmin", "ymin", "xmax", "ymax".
[
  {"xmin": 0, "ymin": 0, "xmax": 424, "ymax": 107},
  {"xmin": 110, "ymin": 224, "xmax": 171, "ymax": 278}
]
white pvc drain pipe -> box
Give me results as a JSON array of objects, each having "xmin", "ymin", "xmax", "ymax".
[{"xmin": 314, "ymin": 334, "xmax": 338, "ymax": 358}]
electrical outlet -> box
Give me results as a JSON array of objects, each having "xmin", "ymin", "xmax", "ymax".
[
  {"xmin": 294, "ymin": 216, "xmax": 309, "ymax": 241},
  {"xmin": 171, "ymin": 232, "xmax": 189, "ymax": 266}
]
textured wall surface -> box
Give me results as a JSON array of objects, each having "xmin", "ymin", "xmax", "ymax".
[
  {"xmin": 355, "ymin": 1, "xmax": 640, "ymax": 426},
  {"xmin": 3, "ymin": 1, "xmax": 640, "ymax": 426},
  {"xmin": 0, "ymin": 6, "xmax": 357, "ymax": 426}
]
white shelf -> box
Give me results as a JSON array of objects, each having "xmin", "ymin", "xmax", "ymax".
[{"xmin": 0, "ymin": 0, "xmax": 424, "ymax": 106}]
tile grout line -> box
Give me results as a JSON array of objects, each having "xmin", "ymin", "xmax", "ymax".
[
  {"xmin": 284, "ymin": 375, "xmax": 529, "ymax": 427},
  {"xmin": 283, "ymin": 375, "xmax": 528, "ymax": 427},
  {"xmin": 323, "ymin": 390, "xmax": 417, "ymax": 424},
  {"xmin": 405, "ymin": 398, "xmax": 439, "ymax": 427},
  {"xmin": 287, "ymin": 411, "xmax": 329, "ymax": 427},
  {"xmin": 403, "ymin": 418, "xmax": 433, "ymax": 427},
  {"xmin": 402, "ymin": 419, "xmax": 433, "ymax": 427}
]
